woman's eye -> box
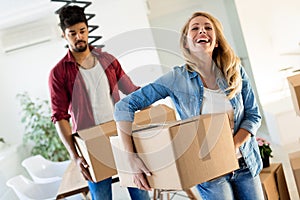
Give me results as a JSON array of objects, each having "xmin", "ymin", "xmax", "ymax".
[
  {"xmin": 191, "ymin": 27, "xmax": 198, "ymax": 31},
  {"xmin": 205, "ymin": 26, "xmax": 212, "ymax": 30}
]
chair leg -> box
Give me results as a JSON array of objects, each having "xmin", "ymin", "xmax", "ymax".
[
  {"xmin": 184, "ymin": 189, "xmax": 197, "ymax": 200},
  {"xmin": 153, "ymin": 189, "xmax": 158, "ymax": 200},
  {"xmin": 81, "ymin": 191, "xmax": 91, "ymax": 200},
  {"xmin": 166, "ymin": 192, "xmax": 170, "ymax": 200},
  {"xmin": 153, "ymin": 189, "xmax": 172, "ymax": 200}
]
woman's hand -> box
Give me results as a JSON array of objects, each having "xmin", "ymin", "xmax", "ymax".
[
  {"xmin": 233, "ymin": 128, "xmax": 251, "ymax": 150},
  {"xmin": 128, "ymin": 154, "xmax": 152, "ymax": 191},
  {"xmin": 116, "ymin": 121, "xmax": 152, "ymax": 190}
]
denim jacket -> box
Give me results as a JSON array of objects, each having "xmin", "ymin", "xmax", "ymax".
[{"xmin": 114, "ymin": 64, "xmax": 263, "ymax": 177}]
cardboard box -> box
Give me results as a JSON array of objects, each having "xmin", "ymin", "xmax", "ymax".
[
  {"xmin": 110, "ymin": 113, "xmax": 239, "ymax": 190},
  {"xmin": 289, "ymin": 151, "xmax": 300, "ymax": 197},
  {"xmin": 260, "ymin": 163, "xmax": 290, "ymax": 200},
  {"xmin": 287, "ymin": 74, "xmax": 300, "ymax": 116},
  {"xmin": 73, "ymin": 104, "xmax": 176, "ymax": 182},
  {"xmin": 259, "ymin": 173, "xmax": 279, "ymax": 200}
]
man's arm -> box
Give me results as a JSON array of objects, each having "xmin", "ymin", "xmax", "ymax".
[{"xmin": 55, "ymin": 119, "xmax": 92, "ymax": 181}]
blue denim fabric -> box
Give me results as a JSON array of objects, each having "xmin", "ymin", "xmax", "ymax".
[
  {"xmin": 114, "ymin": 65, "xmax": 262, "ymax": 177},
  {"xmin": 196, "ymin": 164, "xmax": 264, "ymax": 200},
  {"xmin": 88, "ymin": 178, "xmax": 150, "ymax": 200}
]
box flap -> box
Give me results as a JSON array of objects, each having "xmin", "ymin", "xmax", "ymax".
[
  {"xmin": 134, "ymin": 104, "xmax": 177, "ymax": 126},
  {"xmin": 261, "ymin": 163, "xmax": 280, "ymax": 173},
  {"xmin": 132, "ymin": 114, "xmax": 201, "ymax": 136},
  {"xmin": 289, "ymin": 151, "xmax": 300, "ymax": 170},
  {"xmin": 76, "ymin": 120, "xmax": 117, "ymax": 141},
  {"xmin": 287, "ymin": 74, "xmax": 300, "ymax": 115},
  {"xmin": 287, "ymin": 74, "xmax": 300, "ymax": 86}
]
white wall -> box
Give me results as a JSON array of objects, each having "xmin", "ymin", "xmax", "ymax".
[
  {"xmin": 234, "ymin": 0, "xmax": 300, "ymax": 105},
  {"xmin": 0, "ymin": 0, "xmax": 162, "ymax": 146},
  {"xmin": 235, "ymin": 0, "xmax": 300, "ymax": 147}
]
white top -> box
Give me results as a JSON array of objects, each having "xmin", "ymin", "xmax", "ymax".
[
  {"xmin": 201, "ymin": 87, "xmax": 242, "ymax": 158},
  {"xmin": 201, "ymin": 87, "xmax": 233, "ymax": 125},
  {"xmin": 79, "ymin": 61, "xmax": 114, "ymax": 125}
]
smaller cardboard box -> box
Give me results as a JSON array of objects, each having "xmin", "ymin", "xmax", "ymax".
[
  {"xmin": 110, "ymin": 113, "xmax": 239, "ymax": 190},
  {"xmin": 259, "ymin": 173, "xmax": 279, "ymax": 200},
  {"xmin": 260, "ymin": 163, "xmax": 290, "ymax": 200},
  {"xmin": 289, "ymin": 151, "xmax": 300, "ymax": 197},
  {"xmin": 287, "ymin": 74, "xmax": 300, "ymax": 116},
  {"xmin": 73, "ymin": 104, "xmax": 176, "ymax": 182}
]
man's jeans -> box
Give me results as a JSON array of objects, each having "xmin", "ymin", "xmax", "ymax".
[
  {"xmin": 88, "ymin": 177, "xmax": 150, "ymax": 200},
  {"xmin": 196, "ymin": 159, "xmax": 264, "ymax": 200}
]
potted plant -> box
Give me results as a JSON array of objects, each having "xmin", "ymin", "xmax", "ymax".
[
  {"xmin": 17, "ymin": 92, "xmax": 70, "ymax": 162},
  {"xmin": 256, "ymin": 137, "xmax": 273, "ymax": 168}
]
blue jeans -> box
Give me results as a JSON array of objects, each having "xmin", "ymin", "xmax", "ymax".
[
  {"xmin": 196, "ymin": 160, "xmax": 264, "ymax": 200},
  {"xmin": 88, "ymin": 177, "xmax": 150, "ymax": 200}
]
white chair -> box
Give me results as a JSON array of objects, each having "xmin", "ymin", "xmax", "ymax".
[
  {"xmin": 6, "ymin": 174, "xmax": 61, "ymax": 200},
  {"xmin": 21, "ymin": 155, "xmax": 71, "ymax": 183}
]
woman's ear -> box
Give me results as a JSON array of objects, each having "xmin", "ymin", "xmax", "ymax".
[
  {"xmin": 184, "ymin": 39, "xmax": 189, "ymax": 49},
  {"xmin": 215, "ymin": 41, "xmax": 219, "ymax": 48}
]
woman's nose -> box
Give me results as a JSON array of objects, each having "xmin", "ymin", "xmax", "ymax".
[{"xmin": 199, "ymin": 27, "xmax": 206, "ymax": 34}]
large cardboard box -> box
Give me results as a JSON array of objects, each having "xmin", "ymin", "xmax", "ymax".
[
  {"xmin": 260, "ymin": 163, "xmax": 290, "ymax": 200},
  {"xmin": 110, "ymin": 113, "xmax": 239, "ymax": 190},
  {"xmin": 287, "ymin": 74, "xmax": 300, "ymax": 116},
  {"xmin": 289, "ymin": 151, "xmax": 300, "ymax": 197},
  {"xmin": 73, "ymin": 104, "xmax": 176, "ymax": 182}
]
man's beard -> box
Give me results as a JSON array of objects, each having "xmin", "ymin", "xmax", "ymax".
[{"xmin": 73, "ymin": 40, "xmax": 88, "ymax": 52}]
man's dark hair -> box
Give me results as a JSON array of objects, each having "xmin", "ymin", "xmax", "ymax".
[{"xmin": 58, "ymin": 5, "xmax": 88, "ymax": 32}]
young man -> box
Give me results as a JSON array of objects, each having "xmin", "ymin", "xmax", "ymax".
[{"xmin": 48, "ymin": 5, "xmax": 150, "ymax": 200}]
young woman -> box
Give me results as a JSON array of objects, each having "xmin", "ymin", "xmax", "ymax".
[{"xmin": 114, "ymin": 11, "xmax": 264, "ymax": 200}]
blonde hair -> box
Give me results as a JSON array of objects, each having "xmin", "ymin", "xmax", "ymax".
[{"xmin": 180, "ymin": 11, "xmax": 242, "ymax": 99}]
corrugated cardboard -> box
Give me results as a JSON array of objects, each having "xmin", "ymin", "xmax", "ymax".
[
  {"xmin": 110, "ymin": 113, "xmax": 239, "ymax": 190},
  {"xmin": 259, "ymin": 173, "xmax": 279, "ymax": 200},
  {"xmin": 289, "ymin": 151, "xmax": 300, "ymax": 197},
  {"xmin": 133, "ymin": 104, "xmax": 177, "ymax": 126},
  {"xmin": 260, "ymin": 163, "xmax": 290, "ymax": 200},
  {"xmin": 73, "ymin": 104, "xmax": 176, "ymax": 182},
  {"xmin": 287, "ymin": 74, "xmax": 300, "ymax": 116}
]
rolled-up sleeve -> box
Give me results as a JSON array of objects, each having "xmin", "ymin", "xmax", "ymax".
[
  {"xmin": 48, "ymin": 66, "xmax": 71, "ymax": 123},
  {"xmin": 239, "ymin": 67, "xmax": 261, "ymax": 135}
]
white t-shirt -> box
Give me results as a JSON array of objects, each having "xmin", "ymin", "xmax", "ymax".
[
  {"xmin": 79, "ymin": 61, "xmax": 114, "ymax": 125},
  {"xmin": 201, "ymin": 87, "xmax": 242, "ymax": 158}
]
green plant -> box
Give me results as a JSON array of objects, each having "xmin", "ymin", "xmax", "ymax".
[
  {"xmin": 256, "ymin": 137, "xmax": 273, "ymax": 159},
  {"xmin": 0, "ymin": 137, "xmax": 5, "ymax": 143},
  {"xmin": 17, "ymin": 92, "xmax": 70, "ymax": 162}
]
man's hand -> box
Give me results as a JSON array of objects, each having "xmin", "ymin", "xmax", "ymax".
[{"xmin": 75, "ymin": 156, "xmax": 92, "ymax": 181}]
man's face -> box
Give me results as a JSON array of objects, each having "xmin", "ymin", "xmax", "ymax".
[{"xmin": 63, "ymin": 22, "xmax": 89, "ymax": 52}]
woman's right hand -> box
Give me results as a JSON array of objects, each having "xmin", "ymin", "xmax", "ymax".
[
  {"xmin": 128, "ymin": 154, "xmax": 152, "ymax": 191},
  {"xmin": 116, "ymin": 121, "xmax": 151, "ymax": 190}
]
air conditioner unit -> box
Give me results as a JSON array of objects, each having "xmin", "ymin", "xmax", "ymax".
[
  {"xmin": 0, "ymin": 0, "xmax": 60, "ymax": 53},
  {"xmin": 0, "ymin": 18, "xmax": 60, "ymax": 53}
]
